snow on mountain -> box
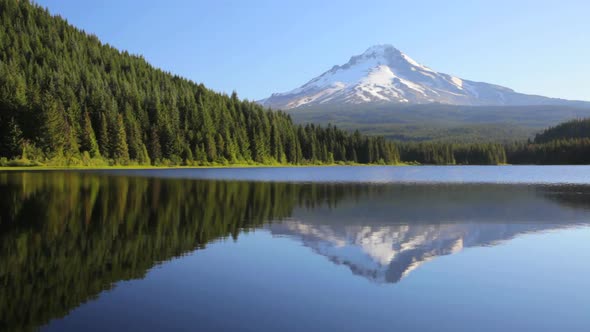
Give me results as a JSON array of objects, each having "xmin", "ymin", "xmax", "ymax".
[{"xmin": 260, "ymin": 44, "xmax": 585, "ymax": 109}]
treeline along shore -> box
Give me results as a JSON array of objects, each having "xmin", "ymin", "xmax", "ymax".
[{"xmin": 1, "ymin": 0, "xmax": 589, "ymax": 167}]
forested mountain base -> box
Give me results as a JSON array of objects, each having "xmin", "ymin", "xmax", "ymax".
[
  {"xmin": 397, "ymin": 119, "xmax": 590, "ymax": 165},
  {"xmin": 287, "ymin": 104, "xmax": 590, "ymax": 143},
  {"xmin": 507, "ymin": 118, "xmax": 590, "ymax": 164},
  {"xmin": 399, "ymin": 143, "xmax": 508, "ymax": 165},
  {"xmin": 0, "ymin": 0, "xmax": 399, "ymax": 167}
]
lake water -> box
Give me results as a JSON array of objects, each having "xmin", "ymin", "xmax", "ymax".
[{"xmin": 1, "ymin": 166, "xmax": 589, "ymax": 331}]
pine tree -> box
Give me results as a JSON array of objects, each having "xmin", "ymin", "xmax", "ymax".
[
  {"xmin": 205, "ymin": 134, "xmax": 217, "ymax": 162},
  {"xmin": 148, "ymin": 127, "xmax": 162, "ymax": 162},
  {"xmin": 194, "ymin": 143, "xmax": 207, "ymax": 164},
  {"xmin": 80, "ymin": 112, "xmax": 100, "ymax": 157},
  {"xmin": 0, "ymin": 117, "xmax": 23, "ymax": 158},
  {"xmin": 124, "ymin": 104, "xmax": 142, "ymax": 160},
  {"xmin": 113, "ymin": 114, "xmax": 130, "ymax": 164},
  {"xmin": 42, "ymin": 94, "xmax": 68, "ymax": 155},
  {"xmin": 138, "ymin": 144, "xmax": 151, "ymax": 165},
  {"xmin": 98, "ymin": 113, "xmax": 110, "ymax": 158}
]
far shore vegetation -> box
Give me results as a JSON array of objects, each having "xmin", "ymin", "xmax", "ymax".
[{"xmin": 0, "ymin": 157, "xmax": 408, "ymax": 170}]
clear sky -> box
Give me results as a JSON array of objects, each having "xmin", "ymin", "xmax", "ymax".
[{"xmin": 35, "ymin": 0, "xmax": 590, "ymax": 101}]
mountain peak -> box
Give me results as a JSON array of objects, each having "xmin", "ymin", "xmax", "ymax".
[
  {"xmin": 350, "ymin": 44, "xmax": 407, "ymax": 66},
  {"xmin": 260, "ymin": 45, "xmax": 586, "ymax": 109},
  {"xmin": 361, "ymin": 44, "xmax": 399, "ymax": 55}
]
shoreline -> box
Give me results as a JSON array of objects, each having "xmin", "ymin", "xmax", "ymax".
[
  {"xmin": 2, "ymin": 164, "xmax": 587, "ymax": 172},
  {"xmin": 0, "ymin": 163, "xmax": 412, "ymax": 171}
]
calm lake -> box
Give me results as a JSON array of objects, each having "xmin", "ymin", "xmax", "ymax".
[{"xmin": 1, "ymin": 166, "xmax": 590, "ymax": 331}]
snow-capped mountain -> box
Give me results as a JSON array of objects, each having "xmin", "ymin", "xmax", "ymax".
[{"xmin": 260, "ymin": 44, "xmax": 587, "ymax": 109}]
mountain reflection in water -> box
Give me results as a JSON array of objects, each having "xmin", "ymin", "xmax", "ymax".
[
  {"xmin": 0, "ymin": 171, "xmax": 589, "ymax": 331},
  {"xmin": 270, "ymin": 183, "xmax": 590, "ymax": 283}
]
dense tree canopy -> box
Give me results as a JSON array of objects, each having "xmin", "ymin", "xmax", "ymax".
[
  {"xmin": 534, "ymin": 118, "xmax": 590, "ymax": 143},
  {"xmin": 0, "ymin": 0, "xmax": 399, "ymax": 166},
  {"xmin": 399, "ymin": 142, "xmax": 507, "ymax": 165},
  {"xmin": 1, "ymin": 0, "xmax": 589, "ymax": 166},
  {"xmin": 397, "ymin": 119, "xmax": 590, "ymax": 165},
  {"xmin": 506, "ymin": 139, "xmax": 590, "ymax": 165},
  {"xmin": 503, "ymin": 118, "xmax": 590, "ymax": 165}
]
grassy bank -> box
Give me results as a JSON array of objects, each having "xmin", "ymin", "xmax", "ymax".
[{"xmin": 0, "ymin": 160, "xmax": 410, "ymax": 171}]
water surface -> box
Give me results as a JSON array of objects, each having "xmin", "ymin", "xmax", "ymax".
[
  {"xmin": 1, "ymin": 166, "xmax": 589, "ymax": 331},
  {"xmin": 91, "ymin": 165, "xmax": 590, "ymax": 184}
]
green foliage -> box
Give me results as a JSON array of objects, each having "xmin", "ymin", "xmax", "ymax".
[
  {"xmin": 112, "ymin": 114, "xmax": 130, "ymax": 164},
  {"xmin": 80, "ymin": 112, "xmax": 100, "ymax": 158},
  {"xmin": 504, "ymin": 117, "xmax": 590, "ymax": 164},
  {"xmin": 0, "ymin": 117, "xmax": 23, "ymax": 158},
  {"xmin": 534, "ymin": 118, "xmax": 590, "ymax": 143},
  {"xmin": 6, "ymin": 0, "xmax": 586, "ymax": 166},
  {"xmin": 397, "ymin": 117, "xmax": 590, "ymax": 165},
  {"xmin": 399, "ymin": 142, "xmax": 507, "ymax": 165},
  {"xmin": 0, "ymin": 0, "xmax": 398, "ymax": 166},
  {"xmin": 506, "ymin": 139, "xmax": 590, "ymax": 165}
]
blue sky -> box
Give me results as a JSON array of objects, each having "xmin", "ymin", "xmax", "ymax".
[{"xmin": 36, "ymin": 0, "xmax": 590, "ymax": 101}]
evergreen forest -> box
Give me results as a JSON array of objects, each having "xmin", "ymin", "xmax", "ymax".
[
  {"xmin": 0, "ymin": 0, "xmax": 589, "ymax": 166},
  {"xmin": 0, "ymin": 0, "xmax": 399, "ymax": 166}
]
